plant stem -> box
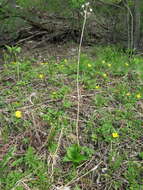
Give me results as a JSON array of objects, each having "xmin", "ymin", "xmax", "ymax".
[{"xmin": 76, "ymin": 7, "xmax": 87, "ymax": 146}]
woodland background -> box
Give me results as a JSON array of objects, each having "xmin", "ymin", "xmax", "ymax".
[
  {"xmin": 0, "ymin": 0, "xmax": 142, "ymax": 50},
  {"xmin": 1, "ymin": 1, "xmax": 143, "ymax": 190}
]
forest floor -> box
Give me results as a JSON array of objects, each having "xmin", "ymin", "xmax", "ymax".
[{"xmin": 0, "ymin": 42, "xmax": 143, "ymax": 190}]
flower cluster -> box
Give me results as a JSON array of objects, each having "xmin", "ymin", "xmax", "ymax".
[
  {"xmin": 81, "ymin": 2, "xmax": 93, "ymax": 16},
  {"xmin": 126, "ymin": 92, "xmax": 142, "ymax": 99}
]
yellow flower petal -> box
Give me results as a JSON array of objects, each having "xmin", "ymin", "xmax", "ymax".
[
  {"xmin": 11, "ymin": 62, "xmax": 17, "ymax": 64},
  {"xmin": 103, "ymin": 73, "xmax": 107, "ymax": 77},
  {"xmin": 64, "ymin": 59, "xmax": 68, "ymax": 63},
  {"xmin": 136, "ymin": 93, "xmax": 141, "ymax": 99},
  {"xmin": 38, "ymin": 74, "xmax": 45, "ymax": 79},
  {"xmin": 15, "ymin": 111, "xmax": 22, "ymax": 118},
  {"xmin": 87, "ymin": 64, "xmax": 92, "ymax": 68},
  {"xmin": 126, "ymin": 92, "xmax": 131, "ymax": 96},
  {"xmin": 125, "ymin": 63, "xmax": 129, "ymax": 66},
  {"xmin": 112, "ymin": 132, "xmax": 119, "ymax": 138},
  {"xmin": 95, "ymin": 85, "xmax": 100, "ymax": 89},
  {"xmin": 107, "ymin": 64, "xmax": 111, "ymax": 67}
]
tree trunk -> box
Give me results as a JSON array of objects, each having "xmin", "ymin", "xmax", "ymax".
[{"xmin": 133, "ymin": 0, "xmax": 141, "ymax": 49}]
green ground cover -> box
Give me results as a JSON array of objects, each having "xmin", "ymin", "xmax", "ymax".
[{"xmin": 0, "ymin": 45, "xmax": 143, "ymax": 190}]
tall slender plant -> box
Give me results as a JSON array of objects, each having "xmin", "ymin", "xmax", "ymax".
[{"xmin": 76, "ymin": 2, "xmax": 92, "ymax": 145}]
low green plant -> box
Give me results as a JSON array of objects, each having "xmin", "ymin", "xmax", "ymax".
[
  {"xmin": 62, "ymin": 99, "xmax": 73, "ymax": 108},
  {"xmin": 124, "ymin": 162, "xmax": 143, "ymax": 190},
  {"xmin": 1, "ymin": 44, "xmax": 143, "ymax": 189},
  {"xmin": 63, "ymin": 144, "xmax": 94, "ymax": 166},
  {"xmin": 138, "ymin": 152, "xmax": 143, "ymax": 160},
  {"xmin": 1, "ymin": 146, "xmax": 49, "ymax": 189},
  {"xmin": 4, "ymin": 45, "xmax": 21, "ymax": 63},
  {"xmin": 109, "ymin": 151, "xmax": 123, "ymax": 171},
  {"xmin": 96, "ymin": 122, "xmax": 118, "ymax": 142}
]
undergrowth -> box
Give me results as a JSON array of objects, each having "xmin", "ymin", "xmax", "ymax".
[{"xmin": 0, "ymin": 45, "xmax": 143, "ymax": 190}]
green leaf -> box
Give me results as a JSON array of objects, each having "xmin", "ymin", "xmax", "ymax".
[{"xmin": 63, "ymin": 144, "xmax": 90, "ymax": 166}]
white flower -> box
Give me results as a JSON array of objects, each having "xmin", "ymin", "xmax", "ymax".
[
  {"xmin": 81, "ymin": 4, "xmax": 85, "ymax": 8},
  {"xmin": 85, "ymin": 2, "xmax": 90, "ymax": 6},
  {"xmin": 90, "ymin": 8, "xmax": 93, "ymax": 12}
]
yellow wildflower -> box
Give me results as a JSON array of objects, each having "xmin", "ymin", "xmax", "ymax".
[
  {"xmin": 64, "ymin": 59, "xmax": 68, "ymax": 63},
  {"xmin": 103, "ymin": 73, "xmax": 107, "ymax": 77},
  {"xmin": 95, "ymin": 85, "xmax": 100, "ymax": 89},
  {"xmin": 136, "ymin": 93, "xmax": 141, "ymax": 99},
  {"xmin": 102, "ymin": 60, "xmax": 106, "ymax": 64},
  {"xmin": 125, "ymin": 63, "xmax": 129, "ymax": 66},
  {"xmin": 39, "ymin": 62, "xmax": 48, "ymax": 65},
  {"xmin": 12, "ymin": 62, "xmax": 17, "ymax": 64},
  {"xmin": 15, "ymin": 111, "xmax": 22, "ymax": 118},
  {"xmin": 112, "ymin": 132, "xmax": 119, "ymax": 138},
  {"xmin": 87, "ymin": 64, "xmax": 92, "ymax": 68},
  {"xmin": 107, "ymin": 64, "xmax": 111, "ymax": 67},
  {"xmin": 126, "ymin": 92, "xmax": 131, "ymax": 96},
  {"xmin": 38, "ymin": 74, "xmax": 45, "ymax": 79}
]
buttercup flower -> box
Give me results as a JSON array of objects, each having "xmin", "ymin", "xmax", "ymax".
[
  {"xmin": 15, "ymin": 111, "xmax": 22, "ymax": 118},
  {"xmin": 64, "ymin": 59, "xmax": 68, "ymax": 63},
  {"xmin": 112, "ymin": 132, "xmax": 119, "ymax": 138},
  {"xmin": 126, "ymin": 92, "xmax": 131, "ymax": 96},
  {"xmin": 38, "ymin": 74, "xmax": 45, "ymax": 79},
  {"xmin": 39, "ymin": 62, "xmax": 48, "ymax": 65},
  {"xmin": 95, "ymin": 85, "xmax": 100, "ymax": 89},
  {"xmin": 136, "ymin": 93, "xmax": 141, "ymax": 99},
  {"xmin": 87, "ymin": 64, "xmax": 92, "ymax": 68},
  {"xmin": 103, "ymin": 73, "xmax": 107, "ymax": 77},
  {"xmin": 107, "ymin": 64, "xmax": 111, "ymax": 67},
  {"xmin": 12, "ymin": 62, "xmax": 17, "ymax": 64}
]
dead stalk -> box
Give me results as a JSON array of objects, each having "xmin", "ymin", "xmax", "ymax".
[
  {"xmin": 50, "ymin": 127, "xmax": 64, "ymax": 181},
  {"xmin": 65, "ymin": 161, "xmax": 102, "ymax": 187}
]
